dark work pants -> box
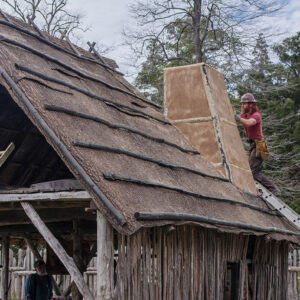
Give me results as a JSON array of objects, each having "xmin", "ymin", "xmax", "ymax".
[{"xmin": 249, "ymin": 147, "xmax": 279, "ymax": 194}]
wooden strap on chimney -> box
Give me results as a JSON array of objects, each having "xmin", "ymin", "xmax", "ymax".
[{"xmin": 201, "ymin": 65, "xmax": 232, "ymax": 182}]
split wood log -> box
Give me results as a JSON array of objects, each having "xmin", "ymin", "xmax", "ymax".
[
  {"xmin": 24, "ymin": 237, "xmax": 61, "ymax": 295},
  {"xmin": 0, "ymin": 142, "xmax": 15, "ymax": 168},
  {"xmin": 0, "ymin": 190, "xmax": 90, "ymax": 203},
  {"xmin": 63, "ymin": 241, "xmax": 97, "ymax": 297},
  {"xmin": 71, "ymin": 219, "xmax": 84, "ymax": 300},
  {"xmin": 21, "ymin": 202, "xmax": 94, "ymax": 300},
  {"xmin": 97, "ymin": 211, "xmax": 114, "ymax": 300},
  {"xmin": 1, "ymin": 235, "xmax": 9, "ymax": 300},
  {"xmin": 289, "ymin": 266, "xmax": 300, "ymax": 272}
]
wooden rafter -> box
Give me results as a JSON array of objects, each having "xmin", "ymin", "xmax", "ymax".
[{"xmin": 0, "ymin": 142, "xmax": 15, "ymax": 168}]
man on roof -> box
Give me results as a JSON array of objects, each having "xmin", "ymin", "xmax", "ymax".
[{"xmin": 235, "ymin": 93, "xmax": 280, "ymax": 195}]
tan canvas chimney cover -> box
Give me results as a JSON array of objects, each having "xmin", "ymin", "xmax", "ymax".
[{"xmin": 164, "ymin": 63, "xmax": 257, "ymax": 194}]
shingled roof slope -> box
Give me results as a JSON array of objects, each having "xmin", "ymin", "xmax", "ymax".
[{"xmin": 0, "ymin": 13, "xmax": 299, "ymax": 242}]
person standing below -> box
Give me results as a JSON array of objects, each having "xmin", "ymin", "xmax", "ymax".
[
  {"xmin": 25, "ymin": 260, "xmax": 53, "ymax": 300},
  {"xmin": 235, "ymin": 93, "xmax": 280, "ymax": 195}
]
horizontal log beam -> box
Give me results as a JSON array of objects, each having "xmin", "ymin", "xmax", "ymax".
[
  {"xmin": 0, "ymin": 207, "xmax": 95, "ymax": 226},
  {"xmin": 0, "ymin": 190, "xmax": 91, "ymax": 203},
  {"xmin": 288, "ymin": 266, "xmax": 300, "ymax": 272},
  {"xmin": 0, "ymin": 220, "xmax": 97, "ymax": 235},
  {"xmin": 135, "ymin": 212, "xmax": 300, "ymax": 236},
  {"xmin": 0, "ymin": 201, "xmax": 91, "ymax": 212}
]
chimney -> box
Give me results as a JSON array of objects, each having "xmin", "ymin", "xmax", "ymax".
[{"xmin": 164, "ymin": 63, "xmax": 257, "ymax": 194}]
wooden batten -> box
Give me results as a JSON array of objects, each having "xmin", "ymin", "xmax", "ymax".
[
  {"xmin": 72, "ymin": 219, "xmax": 84, "ymax": 300},
  {"xmin": 97, "ymin": 211, "xmax": 114, "ymax": 300}
]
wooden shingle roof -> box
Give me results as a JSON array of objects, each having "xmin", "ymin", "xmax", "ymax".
[{"xmin": 0, "ymin": 13, "xmax": 299, "ymax": 242}]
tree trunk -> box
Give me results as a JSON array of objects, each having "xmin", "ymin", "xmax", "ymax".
[{"xmin": 193, "ymin": 0, "xmax": 203, "ymax": 62}]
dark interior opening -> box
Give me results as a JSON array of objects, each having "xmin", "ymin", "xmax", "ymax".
[
  {"xmin": 224, "ymin": 262, "xmax": 240, "ymax": 300},
  {"xmin": 0, "ymin": 84, "xmax": 74, "ymax": 188}
]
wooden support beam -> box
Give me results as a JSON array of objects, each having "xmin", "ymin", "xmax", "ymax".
[
  {"xmin": 21, "ymin": 202, "xmax": 94, "ymax": 300},
  {"xmin": 24, "ymin": 237, "xmax": 62, "ymax": 296},
  {"xmin": 0, "ymin": 190, "xmax": 90, "ymax": 203},
  {"xmin": 0, "ymin": 10, "xmax": 11, "ymax": 22},
  {"xmin": 72, "ymin": 219, "xmax": 84, "ymax": 300},
  {"xmin": 63, "ymin": 241, "xmax": 97, "ymax": 297},
  {"xmin": 0, "ymin": 142, "xmax": 15, "ymax": 168},
  {"xmin": 87, "ymin": 41, "xmax": 108, "ymax": 66},
  {"xmin": 1, "ymin": 235, "xmax": 9, "ymax": 300},
  {"xmin": 0, "ymin": 220, "xmax": 97, "ymax": 237},
  {"xmin": 289, "ymin": 266, "xmax": 300, "ymax": 272},
  {"xmin": 0, "ymin": 201, "xmax": 91, "ymax": 212},
  {"xmin": 60, "ymin": 29, "xmax": 68, "ymax": 40},
  {"xmin": 0, "ymin": 207, "xmax": 94, "ymax": 226},
  {"xmin": 60, "ymin": 30, "xmax": 81, "ymax": 56},
  {"xmin": 97, "ymin": 211, "xmax": 114, "ymax": 300},
  {"xmin": 27, "ymin": 15, "xmax": 45, "ymax": 38}
]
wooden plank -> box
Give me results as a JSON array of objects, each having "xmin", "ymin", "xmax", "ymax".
[
  {"xmin": 0, "ymin": 191, "xmax": 90, "ymax": 203},
  {"xmin": 0, "ymin": 207, "xmax": 94, "ymax": 226},
  {"xmin": 1, "ymin": 235, "xmax": 9, "ymax": 300},
  {"xmin": 21, "ymin": 201, "xmax": 94, "ymax": 300},
  {"xmin": 0, "ymin": 142, "xmax": 15, "ymax": 168},
  {"xmin": 72, "ymin": 219, "xmax": 83, "ymax": 300},
  {"xmin": 97, "ymin": 211, "xmax": 114, "ymax": 300},
  {"xmin": 289, "ymin": 266, "xmax": 300, "ymax": 272}
]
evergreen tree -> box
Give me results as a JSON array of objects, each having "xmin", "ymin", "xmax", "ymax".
[
  {"xmin": 126, "ymin": 0, "xmax": 285, "ymax": 104},
  {"xmin": 232, "ymin": 32, "xmax": 300, "ymax": 211}
]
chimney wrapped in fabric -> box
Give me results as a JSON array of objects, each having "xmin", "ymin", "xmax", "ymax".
[{"xmin": 164, "ymin": 63, "xmax": 256, "ymax": 194}]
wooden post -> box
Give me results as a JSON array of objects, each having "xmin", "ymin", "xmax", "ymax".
[
  {"xmin": 71, "ymin": 219, "xmax": 83, "ymax": 300},
  {"xmin": 1, "ymin": 235, "xmax": 9, "ymax": 300},
  {"xmin": 63, "ymin": 242, "xmax": 97, "ymax": 297},
  {"xmin": 97, "ymin": 211, "xmax": 114, "ymax": 300},
  {"xmin": 21, "ymin": 202, "xmax": 94, "ymax": 300}
]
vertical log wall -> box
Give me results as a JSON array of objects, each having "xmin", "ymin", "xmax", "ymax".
[{"xmin": 115, "ymin": 226, "xmax": 289, "ymax": 300}]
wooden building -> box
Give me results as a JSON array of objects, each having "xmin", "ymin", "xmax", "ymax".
[{"xmin": 0, "ymin": 12, "xmax": 299, "ymax": 300}]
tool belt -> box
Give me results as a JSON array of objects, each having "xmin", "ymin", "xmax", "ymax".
[{"xmin": 248, "ymin": 139, "xmax": 269, "ymax": 160}]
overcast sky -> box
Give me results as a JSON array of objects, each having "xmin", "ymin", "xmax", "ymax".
[
  {"xmin": 2, "ymin": 0, "xmax": 300, "ymax": 80},
  {"xmin": 67, "ymin": 0, "xmax": 300, "ymax": 79}
]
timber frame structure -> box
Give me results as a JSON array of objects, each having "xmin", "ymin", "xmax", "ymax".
[{"xmin": 0, "ymin": 11, "xmax": 299, "ymax": 300}]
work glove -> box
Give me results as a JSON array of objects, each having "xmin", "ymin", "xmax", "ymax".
[{"xmin": 234, "ymin": 113, "xmax": 241, "ymax": 121}]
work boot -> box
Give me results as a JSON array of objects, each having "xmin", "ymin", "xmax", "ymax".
[{"xmin": 272, "ymin": 189, "xmax": 281, "ymax": 196}]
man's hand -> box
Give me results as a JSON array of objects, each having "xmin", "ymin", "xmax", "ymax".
[{"xmin": 234, "ymin": 113, "xmax": 241, "ymax": 121}]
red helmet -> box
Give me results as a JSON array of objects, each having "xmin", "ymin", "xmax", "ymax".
[{"xmin": 241, "ymin": 93, "xmax": 256, "ymax": 103}]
